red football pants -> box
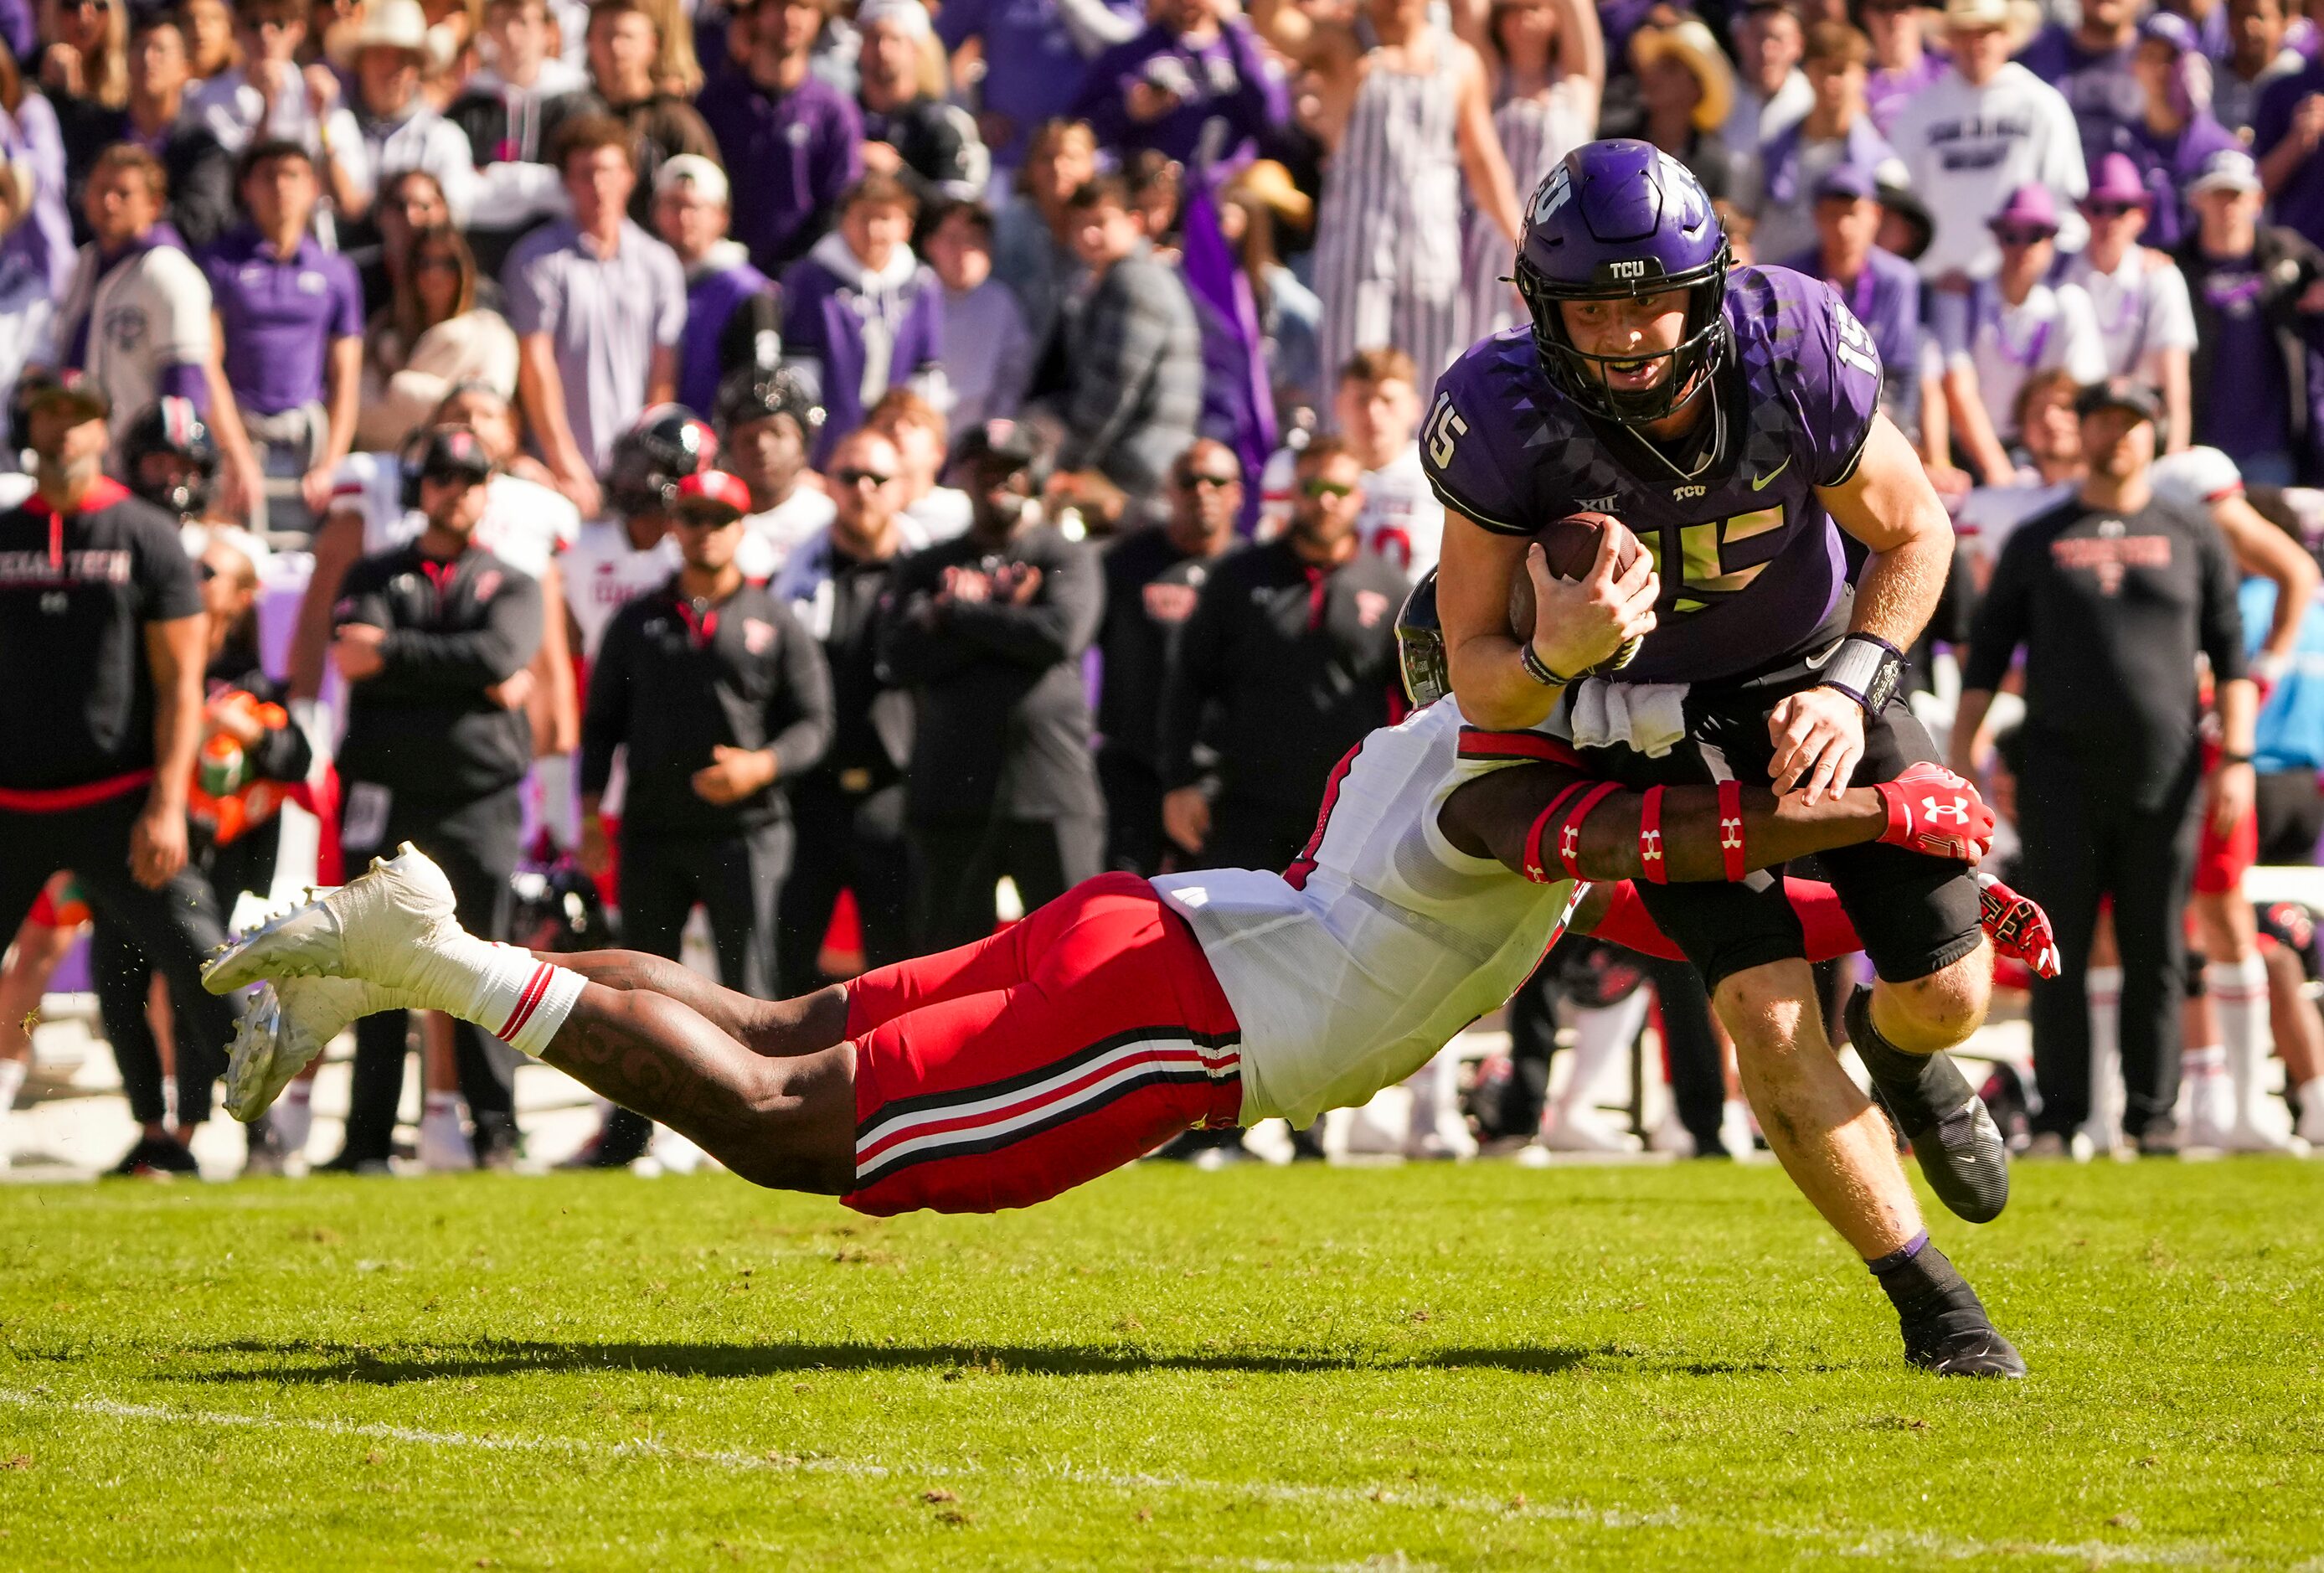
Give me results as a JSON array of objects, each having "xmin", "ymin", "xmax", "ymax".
[{"xmin": 842, "ymin": 872, "xmax": 1243, "ymax": 1215}]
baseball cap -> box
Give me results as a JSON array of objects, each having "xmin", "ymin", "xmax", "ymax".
[
  {"xmin": 2190, "ymin": 148, "xmax": 2263, "ymax": 196},
  {"xmin": 1988, "ymin": 182, "xmax": 2060, "ymax": 235},
  {"xmin": 1813, "ymin": 162, "xmax": 1880, "ymax": 204},
  {"xmin": 2084, "ymin": 151, "xmax": 2151, "ymax": 209},
  {"xmin": 2139, "ymin": 9, "xmax": 2198, "ymax": 54},
  {"xmin": 672, "ymin": 469, "xmax": 751, "ymax": 523},
  {"xmin": 654, "ymin": 153, "xmax": 729, "ymax": 205},
  {"xmin": 2073, "ymin": 378, "xmax": 2163, "ymax": 425},
  {"xmin": 414, "ymin": 425, "xmax": 496, "ymax": 487},
  {"xmin": 18, "ymin": 369, "xmax": 111, "ymax": 425},
  {"xmin": 952, "ymin": 419, "xmax": 1044, "ymax": 476}
]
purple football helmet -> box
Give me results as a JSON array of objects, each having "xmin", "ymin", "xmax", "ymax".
[{"xmin": 1512, "ymin": 139, "xmax": 1733, "ymax": 425}]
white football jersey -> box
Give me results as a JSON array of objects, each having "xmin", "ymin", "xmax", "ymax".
[
  {"xmin": 1353, "ymin": 442, "xmax": 1446, "ymax": 577},
  {"xmin": 734, "ymin": 487, "xmax": 839, "ymax": 582},
  {"xmin": 563, "ymin": 518, "xmax": 682, "ymax": 658},
  {"xmin": 330, "ymin": 455, "xmax": 579, "ymax": 580},
  {"xmin": 1152, "ymin": 700, "xmax": 1581, "ymax": 1127}
]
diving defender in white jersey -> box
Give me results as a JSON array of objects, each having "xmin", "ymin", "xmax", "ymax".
[{"xmin": 206, "ymin": 525, "xmax": 2055, "ymax": 1374}]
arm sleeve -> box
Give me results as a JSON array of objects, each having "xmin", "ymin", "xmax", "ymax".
[
  {"xmin": 332, "ymin": 560, "xmax": 394, "ymax": 632},
  {"xmin": 2198, "ymin": 512, "xmax": 2251, "ymax": 683},
  {"xmin": 577, "ymin": 606, "xmax": 633, "ymax": 796},
  {"xmin": 939, "ymin": 539, "xmax": 1105, "ymax": 667},
  {"xmin": 1156, "ymin": 563, "xmax": 1231, "ymax": 791},
  {"xmin": 152, "ymin": 250, "xmax": 215, "ymax": 372},
  {"xmin": 502, "ymin": 244, "xmax": 555, "ymax": 338},
  {"xmin": 138, "ymin": 519, "xmax": 206, "ymax": 621},
  {"xmin": 377, "ymin": 571, "xmax": 544, "ymax": 688},
  {"xmin": 765, "ymin": 602, "xmax": 834, "ymax": 780},
  {"xmin": 651, "ymin": 246, "xmax": 688, "ymax": 348},
  {"xmin": 327, "ymin": 257, "xmax": 365, "ymax": 341},
  {"xmin": 1057, "ymin": 278, "xmax": 1166, "ymax": 470},
  {"xmin": 1960, "ymin": 527, "xmax": 2037, "ymax": 692},
  {"xmin": 1224, "ymin": 22, "xmax": 1289, "ymax": 139},
  {"xmin": 2144, "ymin": 261, "xmax": 2198, "ymax": 355}
]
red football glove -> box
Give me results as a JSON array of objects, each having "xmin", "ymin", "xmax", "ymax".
[
  {"xmin": 1977, "ymin": 872, "xmax": 2061, "ymax": 979},
  {"xmin": 1872, "ymin": 762, "xmax": 1995, "ymax": 862}
]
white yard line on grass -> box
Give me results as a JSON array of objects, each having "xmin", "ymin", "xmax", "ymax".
[{"xmin": 0, "ymin": 1386, "xmax": 2223, "ymax": 1565}]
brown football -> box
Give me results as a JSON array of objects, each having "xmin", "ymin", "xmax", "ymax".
[
  {"xmin": 1536, "ymin": 510, "xmax": 1646, "ymax": 581},
  {"xmin": 1515, "ymin": 510, "xmax": 1649, "ymax": 679}
]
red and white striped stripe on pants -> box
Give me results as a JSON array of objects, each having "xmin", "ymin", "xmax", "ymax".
[{"xmin": 841, "ymin": 872, "xmax": 1243, "ymax": 1215}]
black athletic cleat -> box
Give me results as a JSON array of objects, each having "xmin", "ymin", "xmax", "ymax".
[
  {"xmin": 1900, "ymin": 1304, "xmax": 2028, "ymax": 1379},
  {"xmin": 2135, "ymin": 1116, "xmax": 2182, "ymax": 1158},
  {"xmin": 1847, "ymin": 987, "xmax": 2010, "ymax": 1224}
]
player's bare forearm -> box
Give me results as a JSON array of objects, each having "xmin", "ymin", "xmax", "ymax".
[
  {"xmin": 1440, "ymin": 513, "xmax": 1564, "ymax": 730},
  {"xmin": 1818, "ymin": 415, "xmax": 1954, "ymax": 649},
  {"xmin": 535, "ymin": 948, "xmax": 850, "ymax": 1058},
  {"xmin": 1440, "ymin": 764, "xmax": 1887, "ymax": 883}
]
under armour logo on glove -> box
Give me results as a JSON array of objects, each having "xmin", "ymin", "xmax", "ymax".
[
  {"xmin": 1873, "ymin": 763, "xmax": 1995, "ymax": 862},
  {"xmin": 1976, "ymin": 873, "xmax": 2061, "ymax": 978}
]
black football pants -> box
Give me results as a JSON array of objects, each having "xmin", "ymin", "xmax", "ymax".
[
  {"xmin": 2015, "ymin": 758, "xmax": 2202, "ymax": 1139},
  {"xmin": 0, "ymin": 792, "xmax": 242, "ymax": 1127}
]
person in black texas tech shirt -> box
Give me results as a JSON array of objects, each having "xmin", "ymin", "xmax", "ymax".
[
  {"xmin": 1954, "ymin": 379, "xmax": 2257, "ymax": 1157},
  {"xmin": 772, "ymin": 425, "xmax": 921, "ymax": 993},
  {"xmin": 879, "ymin": 420, "xmax": 1106, "ymax": 951},
  {"xmin": 575, "ymin": 467, "xmax": 832, "ymax": 1166},
  {"xmin": 0, "ymin": 373, "xmax": 245, "ymax": 1178},
  {"xmin": 1158, "ymin": 436, "xmax": 1409, "ymax": 873},
  {"xmin": 1097, "ymin": 437, "xmax": 1244, "ymax": 877},
  {"xmin": 328, "ymin": 425, "xmax": 546, "ymax": 1173}
]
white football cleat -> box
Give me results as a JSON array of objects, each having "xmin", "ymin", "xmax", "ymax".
[
  {"xmin": 204, "ymin": 843, "xmax": 465, "ymax": 996},
  {"xmin": 420, "ymin": 1104, "xmax": 477, "ymax": 1172},
  {"xmin": 1539, "ymin": 1111, "xmax": 1640, "ymax": 1153},
  {"xmin": 2223, "ymin": 1122, "xmax": 2306, "ymax": 1156},
  {"xmin": 223, "ymin": 974, "xmax": 420, "ymax": 1122}
]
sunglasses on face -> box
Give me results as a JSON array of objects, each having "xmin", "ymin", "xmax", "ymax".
[
  {"xmin": 836, "ymin": 468, "xmax": 894, "ymax": 487},
  {"xmin": 672, "ymin": 511, "xmax": 739, "ymax": 529},
  {"xmin": 1302, "ymin": 477, "xmax": 1356, "ymax": 499},
  {"xmin": 1993, "ymin": 224, "xmax": 2055, "ymax": 247},
  {"xmin": 1177, "ymin": 471, "xmax": 1238, "ymax": 489},
  {"xmin": 2084, "ymin": 200, "xmax": 2143, "ymax": 219}
]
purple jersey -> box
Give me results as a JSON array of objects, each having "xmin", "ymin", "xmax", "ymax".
[{"xmin": 1421, "ymin": 265, "xmax": 1882, "ymax": 684}]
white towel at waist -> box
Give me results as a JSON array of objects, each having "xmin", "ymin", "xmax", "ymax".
[{"xmin": 1568, "ymin": 678, "xmax": 1690, "ymax": 759}]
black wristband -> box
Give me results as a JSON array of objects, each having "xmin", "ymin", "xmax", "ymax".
[
  {"xmin": 1817, "ymin": 633, "xmax": 1906, "ymax": 717},
  {"xmin": 1519, "ymin": 640, "xmax": 1575, "ymax": 688}
]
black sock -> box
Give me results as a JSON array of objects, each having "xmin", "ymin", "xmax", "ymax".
[{"xmin": 1868, "ymin": 1233, "xmax": 1986, "ymax": 1322}]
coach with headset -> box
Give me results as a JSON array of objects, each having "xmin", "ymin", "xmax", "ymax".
[{"xmin": 325, "ymin": 425, "xmax": 544, "ymax": 1172}]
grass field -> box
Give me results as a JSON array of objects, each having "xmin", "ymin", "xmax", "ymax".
[{"xmin": 1, "ymin": 1158, "xmax": 2319, "ymax": 1570}]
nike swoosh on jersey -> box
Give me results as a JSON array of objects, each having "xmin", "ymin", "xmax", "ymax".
[{"xmin": 1750, "ymin": 457, "xmax": 1792, "ymax": 493}]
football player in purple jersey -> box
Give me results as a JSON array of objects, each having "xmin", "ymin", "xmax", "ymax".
[{"xmin": 1425, "ymin": 139, "xmax": 2021, "ymax": 1376}]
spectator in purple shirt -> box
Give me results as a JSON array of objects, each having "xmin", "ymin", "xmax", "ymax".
[
  {"xmin": 780, "ymin": 171, "xmax": 944, "ymax": 466},
  {"xmin": 2253, "ymin": 8, "xmax": 2324, "ymax": 248},
  {"xmin": 2177, "ymin": 147, "xmax": 2324, "ymax": 483},
  {"xmin": 2215, "ymin": 0, "xmax": 2301, "ymax": 137},
  {"xmin": 697, "ymin": 0, "xmax": 862, "ymax": 272},
  {"xmin": 652, "ymin": 152, "xmax": 781, "ymax": 418},
  {"xmin": 1068, "ymin": 0, "xmax": 1285, "ymax": 173},
  {"xmin": 2121, "ymin": 11, "xmax": 2242, "ymax": 250},
  {"xmin": 203, "ymin": 141, "xmax": 363, "ymax": 530},
  {"xmin": 935, "ymin": 0, "xmax": 1143, "ymax": 169},
  {"xmin": 1861, "ymin": 0, "xmax": 1946, "ymax": 137},
  {"xmin": 2017, "ymin": 0, "xmax": 2145, "ymax": 166},
  {"xmin": 1781, "ymin": 162, "xmax": 1922, "ymax": 430}
]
